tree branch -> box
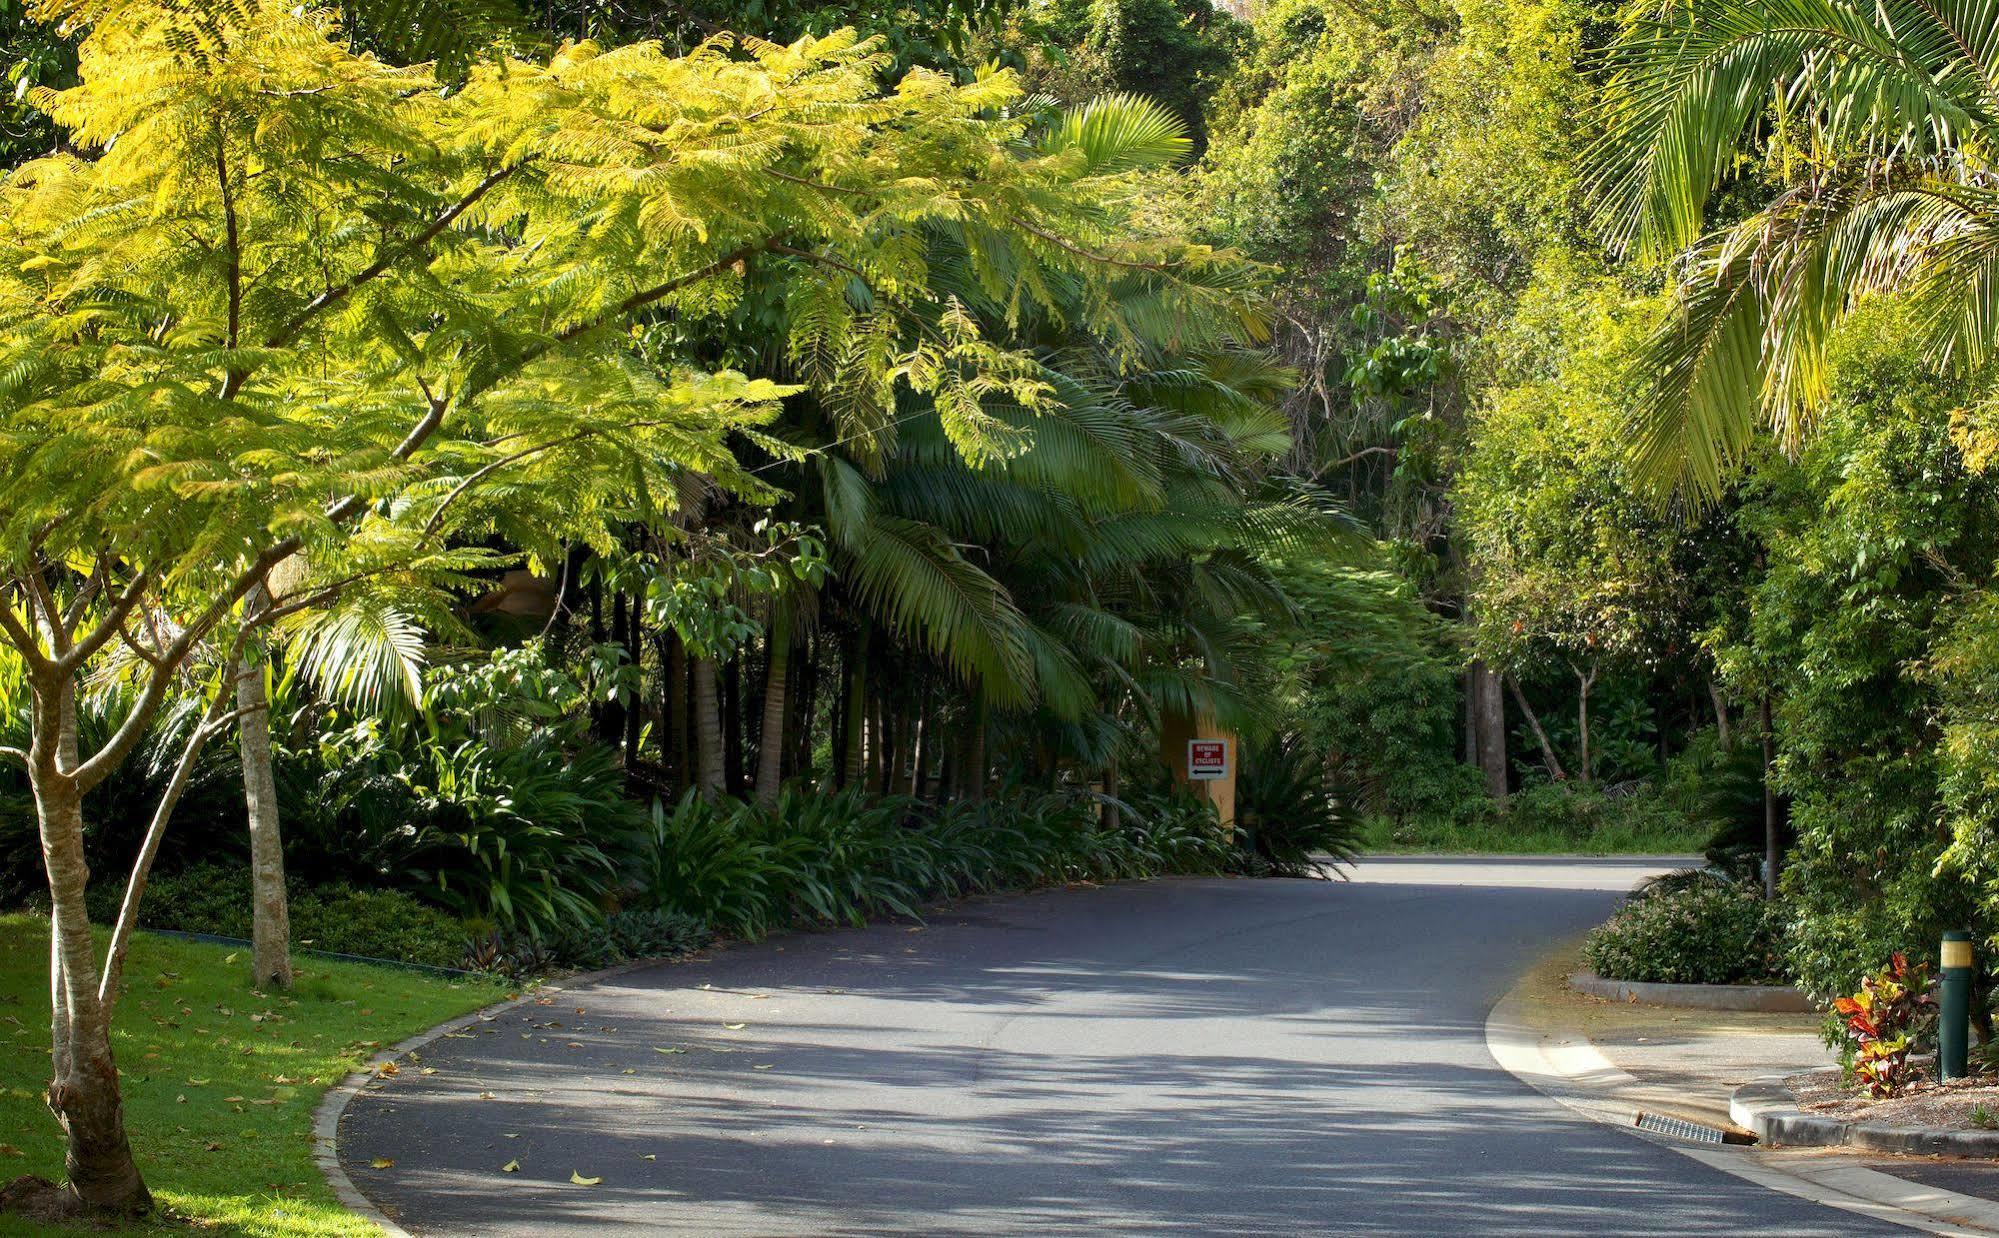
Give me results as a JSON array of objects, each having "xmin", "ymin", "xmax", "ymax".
[
  {"xmin": 71, "ymin": 546, "xmax": 293, "ymax": 793},
  {"xmin": 266, "ymin": 162, "xmax": 525, "ymax": 351},
  {"xmin": 554, "ymin": 236, "xmax": 787, "ymax": 344},
  {"xmin": 59, "ymin": 568, "xmax": 156, "ymax": 674}
]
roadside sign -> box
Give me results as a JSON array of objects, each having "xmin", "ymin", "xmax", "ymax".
[{"xmin": 1188, "ymin": 739, "xmax": 1229, "ymax": 781}]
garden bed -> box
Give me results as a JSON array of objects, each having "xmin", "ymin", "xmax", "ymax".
[{"xmin": 1787, "ymin": 1067, "xmax": 1999, "ymax": 1131}]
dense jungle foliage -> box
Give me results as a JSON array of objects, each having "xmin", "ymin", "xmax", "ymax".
[{"xmin": 6, "ymin": 0, "xmax": 1999, "ymax": 1212}]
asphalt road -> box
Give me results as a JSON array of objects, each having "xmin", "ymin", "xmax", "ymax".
[{"xmin": 340, "ymin": 857, "xmax": 1902, "ymax": 1235}]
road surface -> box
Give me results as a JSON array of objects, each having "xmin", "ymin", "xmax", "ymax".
[{"xmin": 339, "ymin": 856, "xmax": 1900, "ymax": 1235}]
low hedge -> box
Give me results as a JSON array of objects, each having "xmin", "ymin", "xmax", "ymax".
[
  {"xmin": 85, "ymin": 863, "xmax": 472, "ymax": 969},
  {"xmin": 1583, "ymin": 879, "xmax": 1793, "ymax": 986}
]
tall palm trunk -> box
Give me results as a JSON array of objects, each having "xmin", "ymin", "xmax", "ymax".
[
  {"xmin": 234, "ymin": 652, "xmax": 291, "ymax": 989},
  {"xmin": 692, "ymin": 655, "xmax": 725, "ymax": 799},
  {"xmin": 753, "ymin": 608, "xmax": 792, "ymax": 807}
]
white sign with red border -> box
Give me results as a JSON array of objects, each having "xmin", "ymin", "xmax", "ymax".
[{"xmin": 1187, "ymin": 739, "xmax": 1229, "ymax": 781}]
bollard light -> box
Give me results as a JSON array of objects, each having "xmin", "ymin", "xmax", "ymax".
[{"xmin": 1940, "ymin": 930, "xmax": 1974, "ymax": 1082}]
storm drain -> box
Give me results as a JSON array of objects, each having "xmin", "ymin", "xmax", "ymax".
[{"xmin": 1634, "ymin": 1111, "xmax": 1756, "ymax": 1146}]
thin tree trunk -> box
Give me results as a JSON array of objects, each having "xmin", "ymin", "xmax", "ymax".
[
  {"xmin": 234, "ymin": 650, "xmax": 291, "ymax": 990},
  {"xmin": 1709, "ymin": 680, "xmax": 1733, "ymax": 749},
  {"xmin": 909, "ymin": 692, "xmax": 931, "ymax": 799},
  {"xmin": 841, "ymin": 629, "xmax": 868, "ymax": 788},
  {"xmin": 1574, "ymin": 662, "xmax": 1597, "ymax": 786},
  {"xmin": 790, "ymin": 630, "xmax": 815, "ymax": 785},
  {"xmin": 723, "ymin": 655, "xmax": 743, "ymax": 798},
  {"xmin": 692, "ymin": 655, "xmax": 725, "ymax": 800},
  {"xmin": 623, "ymin": 600, "xmax": 643, "ymax": 762},
  {"xmin": 31, "ymin": 698, "xmax": 151, "ymax": 1214},
  {"xmin": 1101, "ymin": 751, "xmax": 1121, "ymax": 831},
  {"xmin": 1504, "ymin": 675, "xmax": 1568, "ymax": 782},
  {"xmin": 665, "ymin": 633, "xmax": 688, "ymax": 792},
  {"xmin": 1474, "ymin": 660, "xmax": 1507, "ymax": 800},
  {"xmin": 753, "ymin": 608, "xmax": 792, "ymax": 807},
  {"xmin": 964, "ymin": 684, "xmax": 987, "ymax": 803},
  {"xmin": 1761, "ymin": 694, "xmax": 1779, "ymax": 899}
]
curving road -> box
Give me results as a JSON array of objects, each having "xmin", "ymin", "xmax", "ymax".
[{"xmin": 339, "ymin": 857, "xmax": 1899, "ymax": 1235}]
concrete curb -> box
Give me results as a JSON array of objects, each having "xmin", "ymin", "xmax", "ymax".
[
  {"xmin": 309, "ymin": 957, "xmax": 678, "ymax": 1236},
  {"xmin": 1490, "ymin": 959, "xmax": 1999, "ymax": 1235},
  {"xmin": 1733, "ymin": 1080, "xmax": 1999, "ymax": 1158},
  {"xmin": 1568, "ymin": 970, "xmax": 1815, "ymax": 1012}
]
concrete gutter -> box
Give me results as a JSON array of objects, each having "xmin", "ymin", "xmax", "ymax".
[
  {"xmin": 1569, "ymin": 970, "xmax": 1814, "ymax": 1013},
  {"xmin": 1733, "ymin": 1080, "xmax": 1999, "ymax": 1158},
  {"xmin": 1491, "ymin": 962, "xmax": 1999, "ymax": 1235}
]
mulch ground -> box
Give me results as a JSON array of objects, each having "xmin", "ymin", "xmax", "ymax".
[{"xmin": 1788, "ymin": 1067, "xmax": 1999, "ymax": 1130}]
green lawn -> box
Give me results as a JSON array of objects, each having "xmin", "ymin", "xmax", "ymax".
[
  {"xmin": 1358, "ymin": 813, "xmax": 1708, "ymax": 856},
  {"xmin": 0, "ymin": 914, "xmax": 504, "ymax": 1236}
]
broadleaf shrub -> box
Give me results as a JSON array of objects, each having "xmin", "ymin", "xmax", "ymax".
[
  {"xmin": 1832, "ymin": 953, "xmax": 1935, "ymax": 1098},
  {"xmin": 1583, "ymin": 880, "xmax": 1792, "ymax": 985}
]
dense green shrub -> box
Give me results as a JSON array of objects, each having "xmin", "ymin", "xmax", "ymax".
[
  {"xmin": 82, "ymin": 863, "xmax": 471, "ymax": 969},
  {"xmin": 1235, "ymin": 731, "xmax": 1361, "ymax": 874},
  {"xmin": 534, "ymin": 908, "xmax": 712, "ymax": 971},
  {"xmin": 638, "ymin": 784, "xmax": 1238, "ymax": 943},
  {"xmin": 1583, "ymin": 880, "xmax": 1791, "ymax": 985}
]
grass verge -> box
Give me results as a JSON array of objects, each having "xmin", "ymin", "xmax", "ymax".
[{"xmin": 0, "ymin": 913, "xmax": 504, "ymax": 1236}]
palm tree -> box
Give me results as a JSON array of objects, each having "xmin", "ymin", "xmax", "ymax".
[{"xmin": 1586, "ymin": 0, "xmax": 1999, "ymax": 497}]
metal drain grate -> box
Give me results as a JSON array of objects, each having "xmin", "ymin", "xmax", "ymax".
[{"xmin": 1634, "ymin": 1111, "xmax": 1755, "ymax": 1145}]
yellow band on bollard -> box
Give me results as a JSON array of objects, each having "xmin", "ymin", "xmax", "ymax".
[{"xmin": 1943, "ymin": 938, "xmax": 1975, "ymax": 969}]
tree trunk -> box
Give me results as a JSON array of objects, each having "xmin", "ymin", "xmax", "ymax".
[
  {"xmin": 31, "ymin": 706, "xmax": 150, "ymax": 1215},
  {"xmin": 1504, "ymin": 675, "xmax": 1568, "ymax": 782},
  {"xmin": 234, "ymin": 653, "xmax": 291, "ymax": 990},
  {"xmin": 908, "ymin": 693, "xmax": 931, "ymax": 799},
  {"xmin": 1575, "ymin": 662, "xmax": 1598, "ymax": 786},
  {"xmin": 1473, "ymin": 660, "xmax": 1507, "ymax": 800},
  {"xmin": 622, "ymin": 600, "xmax": 643, "ymax": 762},
  {"xmin": 1461, "ymin": 669, "xmax": 1478, "ymax": 766},
  {"xmin": 723, "ymin": 656, "xmax": 743, "ymax": 798},
  {"xmin": 1101, "ymin": 751, "xmax": 1121, "ymax": 831},
  {"xmin": 665, "ymin": 634, "xmax": 689, "ymax": 793},
  {"xmin": 692, "ymin": 655, "xmax": 725, "ymax": 800},
  {"xmin": 1761, "ymin": 694, "xmax": 1779, "ymax": 899},
  {"xmin": 1709, "ymin": 680, "xmax": 1733, "ymax": 749},
  {"xmin": 963, "ymin": 684, "xmax": 987, "ymax": 803},
  {"xmin": 841, "ymin": 629, "xmax": 868, "ymax": 788},
  {"xmin": 753, "ymin": 609, "xmax": 792, "ymax": 807}
]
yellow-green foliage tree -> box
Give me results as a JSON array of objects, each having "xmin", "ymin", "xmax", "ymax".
[{"xmin": 0, "ymin": 0, "xmax": 1251, "ymax": 1214}]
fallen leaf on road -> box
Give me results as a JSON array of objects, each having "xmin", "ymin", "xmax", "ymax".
[
  {"xmin": 653, "ymin": 1047, "xmax": 686, "ymax": 1054},
  {"xmin": 502, "ymin": 1160, "xmax": 520, "ymax": 1173},
  {"xmin": 503, "ymin": 1133, "xmax": 520, "ymax": 1139},
  {"xmin": 641, "ymin": 1154, "xmax": 656, "ymax": 1161},
  {"xmin": 724, "ymin": 1023, "xmax": 746, "ymax": 1030},
  {"xmin": 753, "ymin": 1064, "xmax": 773, "ymax": 1071},
  {"xmin": 570, "ymin": 1171, "xmax": 601, "ymax": 1186},
  {"xmin": 370, "ymin": 1158, "xmax": 395, "ymax": 1169},
  {"xmin": 376, "ymin": 1062, "xmax": 399, "ymax": 1076},
  {"xmin": 480, "ymin": 1091, "xmax": 496, "ymax": 1100}
]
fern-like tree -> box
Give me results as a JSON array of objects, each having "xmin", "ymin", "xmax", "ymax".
[
  {"xmin": 1588, "ymin": 0, "xmax": 1999, "ymax": 496},
  {"xmin": 0, "ymin": 0, "xmax": 1245, "ymax": 1214}
]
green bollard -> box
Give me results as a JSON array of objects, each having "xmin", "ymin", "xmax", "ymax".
[{"xmin": 1940, "ymin": 930, "xmax": 1973, "ymax": 1082}]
